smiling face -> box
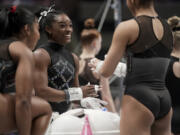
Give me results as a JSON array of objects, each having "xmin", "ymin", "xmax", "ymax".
[{"xmin": 46, "ymin": 13, "xmax": 73, "ymax": 45}]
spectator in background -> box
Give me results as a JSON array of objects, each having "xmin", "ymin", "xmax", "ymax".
[
  {"xmin": 79, "ymin": 18, "xmax": 116, "ymax": 112},
  {"xmin": 166, "ymin": 16, "xmax": 180, "ymax": 135}
]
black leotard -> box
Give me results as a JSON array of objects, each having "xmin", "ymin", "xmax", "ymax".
[
  {"xmin": 39, "ymin": 42, "xmax": 75, "ymax": 114},
  {"xmin": 166, "ymin": 56, "xmax": 180, "ymax": 133},
  {"xmin": 125, "ymin": 16, "xmax": 173, "ymax": 120},
  {"xmin": 0, "ymin": 39, "xmax": 17, "ymax": 93}
]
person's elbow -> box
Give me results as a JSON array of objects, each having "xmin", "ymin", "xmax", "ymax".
[
  {"xmin": 35, "ymin": 86, "xmax": 47, "ymax": 98},
  {"xmin": 16, "ymin": 94, "xmax": 31, "ymax": 109}
]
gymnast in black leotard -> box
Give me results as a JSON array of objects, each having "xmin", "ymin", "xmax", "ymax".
[
  {"xmin": 0, "ymin": 6, "xmax": 51, "ymax": 135},
  {"xmin": 90, "ymin": 0, "xmax": 174, "ymax": 135},
  {"xmin": 34, "ymin": 9, "xmax": 97, "ymax": 114},
  {"xmin": 125, "ymin": 15, "xmax": 173, "ymax": 120},
  {"xmin": 166, "ymin": 16, "xmax": 180, "ymax": 135}
]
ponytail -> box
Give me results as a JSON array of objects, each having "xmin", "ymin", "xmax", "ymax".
[{"xmin": 0, "ymin": 6, "xmax": 35, "ymax": 39}]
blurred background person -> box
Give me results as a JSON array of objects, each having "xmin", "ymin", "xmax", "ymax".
[
  {"xmin": 79, "ymin": 18, "xmax": 116, "ymax": 112},
  {"xmin": 166, "ymin": 16, "xmax": 180, "ymax": 135}
]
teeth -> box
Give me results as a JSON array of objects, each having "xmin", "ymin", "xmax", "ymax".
[{"xmin": 65, "ymin": 35, "xmax": 71, "ymax": 37}]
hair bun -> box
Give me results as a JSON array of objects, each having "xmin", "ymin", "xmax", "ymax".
[
  {"xmin": 84, "ymin": 18, "xmax": 95, "ymax": 29},
  {"xmin": 167, "ymin": 16, "xmax": 180, "ymax": 30}
]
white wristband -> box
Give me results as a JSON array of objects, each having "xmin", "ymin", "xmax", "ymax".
[
  {"xmin": 68, "ymin": 87, "xmax": 83, "ymax": 101},
  {"xmin": 114, "ymin": 62, "xmax": 127, "ymax": 77},
  {"xmin": 95, "ymin": 61, "xmax": 104, "ymax": 73},
  {"xmin": 94, "ymin": 85, "xmax": 100, "ymax": 93},
  {"xmin": 94, "ymin": 59, "xmax": 126, "ymax": 77}
]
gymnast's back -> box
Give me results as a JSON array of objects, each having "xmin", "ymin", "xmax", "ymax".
[{"xmin": 125, "ymin": 15, "xmax": 173, "ymax": 119}]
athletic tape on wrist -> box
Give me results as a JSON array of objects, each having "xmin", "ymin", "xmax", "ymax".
[
  {"xmin": 68, "ymin": 87, "xmax": 83, "ymax": 101},
  {"xmin": 114, "ymin": 62, "xmax": 127, "ymax": 77},
  {"xmin": 64, "ymin": 89, "xmax": 70, "ymax": 103},
  {"xmin": 95, "ymin": 61, "xmax": 104, "ymax": 73},
  {"xmin": 94, "ymin": 85, "xmax": 100, "ymax": 93}
]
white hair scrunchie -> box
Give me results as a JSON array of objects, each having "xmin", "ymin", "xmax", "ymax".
[{"xmin": 38, "ymin": 4, "xmax": 55, "ymax": 22}]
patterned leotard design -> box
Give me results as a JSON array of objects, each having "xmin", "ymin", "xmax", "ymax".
[{"xmin": 40, "ymin": 42, "xmax": 75, "ymax": 114}]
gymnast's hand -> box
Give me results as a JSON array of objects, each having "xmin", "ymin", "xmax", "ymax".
[
  {"xmin": 80, "ymin": 84, "xmax": 101, "ymax": 98},
  {"xmin": 89, "ymin": 58, "xmax": 101, "ymax": 70}
]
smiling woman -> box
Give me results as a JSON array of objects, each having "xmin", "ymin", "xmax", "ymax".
[
  {"xmin": 33, "ymin": 8, "xmax": 97, "ymax": 114},
  {"xmin": 42, "ymin": 12, "xmax": 73, "ymax": 45}
]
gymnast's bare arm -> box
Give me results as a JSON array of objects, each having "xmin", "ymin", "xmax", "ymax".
[
  {"xmin": 100, "ymin": 20, "xmax": 138, "ymax": 77},
  {"xmin": 33, "ymin": 48, "xmax": 66, "ymax": 102},
  {"xmin": 9, "ymin": 41, "xmax": 34, "ymax": 135}
]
